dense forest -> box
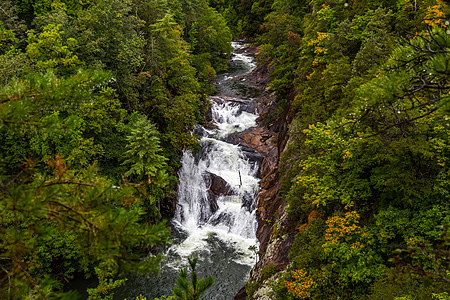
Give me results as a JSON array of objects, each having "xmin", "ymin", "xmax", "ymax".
[
  {"xmin": 0, "ymin": 0, "xmax": 231, "ymax": 298},
  {"xmin": 0, "ymin": 0, "xmax": 449, "ymax": 299},
  {"xmin": 214, "ymin": 0, "xmax": 448, "ymax": 299}
]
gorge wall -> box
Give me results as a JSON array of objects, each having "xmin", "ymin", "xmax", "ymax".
[{"xmin": 232, "ymin": 47, "xmax": 298, "ymax": 299}]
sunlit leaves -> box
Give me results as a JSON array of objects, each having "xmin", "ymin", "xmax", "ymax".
[
  {"xmin": 423, "ymin": 0, "xmax": 448, "ymax": 27},
  {"xmin": 294, "ymin": 121, "xmax": 372, "ymax": 209},
  {"xmin": 281, "ymin": 269, "xmax": 315, "ymax": 299},
  {"xmin": 252, "ymin": 0, "xmax": 450, "ymax": 298},
  {"xmin": 323, "ymin": 211, "xmax": 383, "ymax": 285},
  {"xmin": 26, "ymin": 24, "xmax": 81, "ymax": 75}
]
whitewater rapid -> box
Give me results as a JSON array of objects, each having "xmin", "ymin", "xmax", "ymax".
[{"xmin": 115, "ymin": 41, "xmax": 262, "ymax": 300}]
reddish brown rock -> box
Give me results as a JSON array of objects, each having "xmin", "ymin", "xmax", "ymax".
[{"xmin": 233, "ymin": 48, "xmax": 298, "ymax": 300}]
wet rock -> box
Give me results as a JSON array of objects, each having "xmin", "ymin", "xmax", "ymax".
[
  {"xmin": 204, "ymin": 103, "xmax": 220, "ymax": 130},
  {"xmin": 205, "ymin": 105, "xmax": 213, "ymax": 123},
  {"xmin": 233, "ymin": 43, "xmax": 258, "ymax": 56},
  {"xmin": 203, "ymin": 171, "xmax": 235, "ymax": 197},
  {"xmin": 233, "ymin": 62, "xmax": 298, "ymax": 299},
  {"xmin": 241, "ymin": 147, "xmax": 264, "ymax": 166},
  {"xmin": 224, "ymin": 131, "xmax": 241, "ymax": 144},
  {"xmin": 244, "ymin": 55, "xmax": 271, "ymax": 88},
  {"xmin": 195, "ymin": 143, "xmax": 212, "ymax": 164},
  {"xmin": 199, "ymin": 201, "xmax": 215, "ymax": 224},
  {"xmin": 209, "ymin": 211, "xmax": 234, "ymax": 227},
  {"xmin": 205, "ymin": 122, "xmax": 219, "ymax": 130},
  {"xmin": 193, "ymin": 125, "xmax": 208, "ymax": 137},
  {"xmin": 161, "ymin": 194, "xmax": 177, "ymax": 218},
  {"xmin": 234, "ymin": 286, "xmax": 247, "ymax": 300},
  {"xmin": 240, "ymin": 102, "xmax": 255, "ymax": 114},
  {"xmin": 240, "ymin": 145, "xmax": 257, "ymax": 153},
  {"xmin": 202, "ymin": 172, "xmax": 236, "ymax": 218}
]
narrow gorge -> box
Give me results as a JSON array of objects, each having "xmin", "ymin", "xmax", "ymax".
[
  {"xmin": 3, "ymin": 1, "xmax": 448, "ymax": 299},
  {"xmin": 114, "ymin": 41, "xmax": 286, "ymax": 300}
]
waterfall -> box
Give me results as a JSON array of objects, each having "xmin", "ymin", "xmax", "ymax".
[
  {"xmin": 172, "ymin": 129, "xmax": 260, "ymax": 266},
  {"xmin": 115, "ymin": 41, "xmax": 262, "ymax": 300},
  {"xmin": 171, "ymin": 42, "xmax": 260, "ymax": 269}
]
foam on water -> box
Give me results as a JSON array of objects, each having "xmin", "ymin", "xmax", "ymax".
[
  {"xmin": 172, "ymin": 42, "xmax": 260, "ymax": 270},
  {"xmin": 231, "ymin": 53, "xmax": 256, "ymax": 69},
  {"xmin": 114, "ymin": 41, "xmax": 261, "ymax": 300},
  {"xmin": 210, "ymin": 102, "xmax": 258, "ymax": 138}
]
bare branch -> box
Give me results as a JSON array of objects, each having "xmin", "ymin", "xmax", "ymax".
[{"xmin": 1, "ymin": 267, "xmax": 12, "ymax": 296}]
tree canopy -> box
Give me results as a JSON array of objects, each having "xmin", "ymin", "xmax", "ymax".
[
  {"xmin": 1, "ymin": 0, "xmax": 449, "ymax": 298},
  {"xmin": 0, "ymin": 0, "xmax": 232, "ymax": 298},
  {"xmin": 214, "ymin": 0, "xmax": 450, "ymax": 298}
]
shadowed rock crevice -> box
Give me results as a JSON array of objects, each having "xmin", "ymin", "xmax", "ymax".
[{"xmin": 233, "ymin": 46, "xmax": 296, "ymax": 300}]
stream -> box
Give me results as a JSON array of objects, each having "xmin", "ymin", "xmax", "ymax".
[{"xmin": 114, "ymin": 41, "xmax": 262, "ymax": 300}]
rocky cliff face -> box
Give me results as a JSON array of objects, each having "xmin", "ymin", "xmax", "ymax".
[
  {"xmin": 166, "ymin": 43, "xmax": 296, "ymax": 298},
  {"xmin": 233, "ymin": 52, "xmax": 298, "ymax": 299},
  {"xmin": 163, "ymin": 44, "xmax": 295, "ymax": 299}
]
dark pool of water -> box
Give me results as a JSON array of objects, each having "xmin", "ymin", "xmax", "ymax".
[{"xmin": 112, "ymin": 226, "xmax": 255, "ymax": 300}]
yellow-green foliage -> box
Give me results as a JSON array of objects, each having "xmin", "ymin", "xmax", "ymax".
[
  {"xmin": 0, "ymin": 0, "xmax": 232, "ymax": 298},
  {"xmin": 243, "ymin": 0, "xmax": 450, "ymax": 298}
]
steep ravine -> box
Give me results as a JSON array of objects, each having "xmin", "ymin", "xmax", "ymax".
[
  {"xmin": 160, "ymin": 43, "xmax": 296, "ymax": 300},
  {"xmin": 231, "ymin": 47, "xmax": 298, "ymax": 300}
]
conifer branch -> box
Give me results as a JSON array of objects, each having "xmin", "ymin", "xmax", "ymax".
[
  {"xmin": 43, "ymin": 181, "xmax": 94, "ymax": 187},
  {"xmin": 47, "ymin": 200, "xmax": 104, "ymax": 233}
]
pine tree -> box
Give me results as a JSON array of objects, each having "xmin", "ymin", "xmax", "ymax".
[{"xmin": 172, "ymin": 257, "xmax": 215, "ymax": 300}]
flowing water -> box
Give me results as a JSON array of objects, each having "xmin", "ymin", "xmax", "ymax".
[{"xmin": 114, "ymin": 41, "xmax": 262, "ymax": 300}]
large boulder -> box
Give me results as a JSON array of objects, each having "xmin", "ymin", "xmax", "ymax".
[
  {"xmin": 240, "ymin": 145, "xmax": 264, "ymax": 166},
  {"xmin": 202, "ymin": 172, "xmax": 236, "ymax": 215},
  {"xmin": 203, "ymin": 171, "xmax": 235, "ymax": 197}
]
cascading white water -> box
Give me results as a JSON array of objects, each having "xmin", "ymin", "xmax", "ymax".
[
  {"xmin": 170, "ymin": 42, "xmax": 261, "ymax": 269},
  {"xmin": 114, "ymin": 41, "xmax": 262, "ymax": 300},
  {"xmin": 210, "ymin": 102, "xmax": 258, "ymax": 138},
  {"xmin": 172, "ymin": 131, "xmax": 260, "ymax": 265}
]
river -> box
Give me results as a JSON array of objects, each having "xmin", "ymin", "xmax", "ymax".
[{"xmin": 114, "ymin": 41, "xmax": 262, "ymax": 300}]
